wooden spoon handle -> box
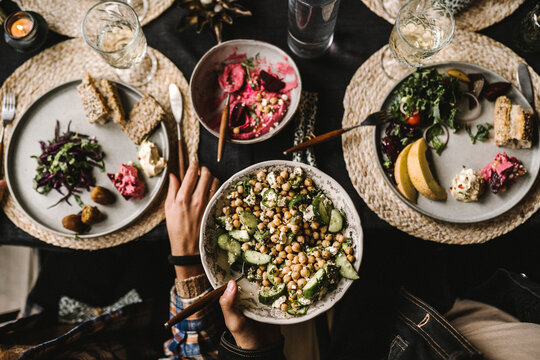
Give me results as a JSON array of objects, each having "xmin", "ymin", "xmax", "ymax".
[
  {"xmin": 177, "ymin": 139, "xmax": 187, "ymax": 181},
  {"xmin": 283, "ymin": 128, "xmax": 346, "ymax": 155},
  {"xmin": 217, "ymin": 96, "xmax": 230, "ymax": 162},
  {"xmin": 164, "ymin": 283, "xmax": 228, "ymax": 329}
]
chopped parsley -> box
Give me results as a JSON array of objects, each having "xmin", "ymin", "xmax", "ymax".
[{"xmin": 465, "ymin": 123, "xmax": 493, "ymax": 144}]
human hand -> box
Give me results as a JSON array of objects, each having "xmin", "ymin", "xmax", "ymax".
[
  {"xmin": 219, "ymin": 280, "xmax": 282, "ymax": 350},
  {"xmin": 0, "ymin": 179, "xmax": 6, "ymax": 201},
  {"xmin": 165, "ymin": 162, "xmax": 220, "ymax": 278}
]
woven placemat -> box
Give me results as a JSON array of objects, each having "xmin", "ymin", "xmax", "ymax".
[
  {"xmin": 342, "ymin": 29, "xmax": 540, "ymax": 244},
  {"xmin": 362, "ymin": 0, "xmax": 525, "ymax": 31},
  {"xmin": 0, "ymin": 37, "xmax": 199, "ymax": 250},
  {"xmin": 13, "ymin": 0, "xmax": 175, "ymax": 38}
]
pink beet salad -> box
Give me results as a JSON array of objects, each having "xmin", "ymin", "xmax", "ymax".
[
  {"xmin": 107, "ymin": 163, "xmax": 146, "ymax": 200},
  {"xmin": 215, "ymin": 53, "xmax": 297, "ymax": 140},
  {"xmin": 481, "ymin": 153, "xmax": 526, "ymax": 193}
]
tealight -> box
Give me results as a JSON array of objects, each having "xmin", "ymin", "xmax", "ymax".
[{"xmin": 3, "ymin": 11, "xmax": 48, "ymax": 53}]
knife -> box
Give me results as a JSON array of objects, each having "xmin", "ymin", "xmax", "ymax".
[
  {"xmin": 517, "ymin": 62, "xmax": 535, "ymax": 111},
  {"xmin": 169, "ymin": 84, "xmax": 187, "ymax": 181}
]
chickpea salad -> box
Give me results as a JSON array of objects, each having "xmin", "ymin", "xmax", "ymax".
[{"xmin": 214, "ymin": 167, "xmax": 359, "ymax": 316}]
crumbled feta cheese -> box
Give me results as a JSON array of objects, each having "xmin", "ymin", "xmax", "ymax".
[
  {"xmin": 322, "ymin": 196, "xmax": 333, "ymax": 208},
  {"xmin": 279, "ymin": 232, "xmax": 287, "ymax": 243},
  {"xmin": 266, "ymin": 172, "xmax": 278, "ymax": 187},
  {"xmin": 325, "ymin": 246, "xmax": 338, "ymax": 256},
  {"xmin": 277, "ymin": 195, "xmax": 287, "ymax": 207},
  {"xmin": 293, "ymin": 167, "xmax": 303, "ymax": 177},
  {"xmin": 272, "ymin": 295, "xmax": 286, "ymax": 308},
  {"xmin": 298, "ymin": 297, "xmax": 312, "ymax": 306},
  {"xmin": 303, "ymin": 205, "xmax": 315, "ymax": 222},
  {"xmin": 278, "ymin": 99, "xmax": 284, "ymax": 106},
  {"xmin": 244, "ymin": 194, "xmax": 256, "ymax": 206},
  {"xmin": 281, "ymin": 94, "xmax": 288, "ymax": 101},
  {"xmin": 269, "ymin": 225, "xmax": 276, "ymax": 234},
  {"xmin": 261, "ymin": 98, "xmax": 268, "ymax": 106},
  {"xmin": 224, "ymin": 217, "xmax": 233, "ymax": 231}
]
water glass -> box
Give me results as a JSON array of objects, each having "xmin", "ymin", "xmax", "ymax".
[
  {"xmin": 389, "ymin": 0, "xmax": 454, "ymax": 67},
  {"xmin": 82, "ymin": 1, "xmax": 156, "ymax": 86},
  {"xmin": 514, "ymin": 3, "xmax": 540, "ymax": 53},
  {"xmin": 287, "ymin": 0, "xmax": 341, "ymax": 58}
]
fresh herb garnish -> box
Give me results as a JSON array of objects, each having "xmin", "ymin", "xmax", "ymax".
[
  {"xmin": 32, "ymin": 120, "xmax": 105, "ymax": 208},
  {"xmin": 465, "ymin": 123, "xmax": 493, "ymax": 144},
  {"xmin": 425, "ymin": 125, "xmax": 445, "ymax": 155},
  {"xmin": 240, "ymin": 53, "xmax": 259, "ymax": 82}
]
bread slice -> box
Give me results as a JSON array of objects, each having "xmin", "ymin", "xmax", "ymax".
[
  {"xmin": 493, "ymin": 95, "xmax": 533, "ymax": 149},
  {"xmin": 94, "ymin": 78, "xmax": 126, "ymax": 125},
  {"xmin": 121, "ymin": 95, "xmax": 166, "ymax": 144},
  {"xmin": 77, "ymin": 74, "xmax": 109, "ymax": 125}
]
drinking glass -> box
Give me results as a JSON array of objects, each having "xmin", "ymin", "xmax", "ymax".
[
  {"xmin": 287, "ymin": 0, "xmax": 341, "ymax": 58},
  {"xmin": 514, "ymin": 2, "xmax": 540, "ymax": 53},
  {"xmin": 82, "ymin": 1, "xmax": 157, "ymax": 86},
  {"xmin": 121, "ymin": 0, "xmax": 148, "ymax": 22},
  {"xmin": 389, "ymin": 0, "xmax": 454, "ymax": 66}
]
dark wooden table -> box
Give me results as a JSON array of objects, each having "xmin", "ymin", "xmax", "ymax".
[{"xmin": 1, "ymin": 0, "xmax": 539, "ymax": 357}]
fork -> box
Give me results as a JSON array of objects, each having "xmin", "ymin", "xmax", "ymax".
[
  {"xmin": 283, "ymin": 110, "xmax": 391, "ymax": 155},
  {"xmin": 1, "ymin": 91, "xmax": 16, "ymax": 175}
]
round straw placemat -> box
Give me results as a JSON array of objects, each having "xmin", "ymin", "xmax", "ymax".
[
  {"xmin": 362, "ymin": 0, "xmax": 525, "ymax": 31},
  {"xmin": 0, "ymin": 37, "xmax": 199, "ymax": 250},
  {"xmin": 13, "ymin": 0, "xmax": 175, "ymax": 38},
  {"xmin": 342, "ymin": 30, "xmax": 540, "ymax": 244}
]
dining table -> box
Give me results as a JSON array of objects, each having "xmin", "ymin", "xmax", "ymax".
[{"xmin": 1, "ymin": 0, "xmax": 540, "ymax": 358}]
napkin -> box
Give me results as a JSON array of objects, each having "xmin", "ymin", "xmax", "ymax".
[{"xmin": 292, "ymin": 91, "xmax": 318, "ymax": 167}]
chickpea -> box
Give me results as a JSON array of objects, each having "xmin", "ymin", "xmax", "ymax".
[
  {"xmin": 257, "ymin": 223, "xmax": 266, "ymax": 231},
  {"xmin": 273, "ymin": 219, "xmax": 281, "ymax": 227},
  {"xmin": 280, "ymin": 170, "xmax": 289, "ymax": 179},
  {"xmin": 274, "ymin": 213, "xmax": 282, "ymax": 220},
  {"xmin": 300, "ymin": 189, "xmax": 308, "ymax": 195},
  {"xmin": 271, "ymin": 248, "xmax": 278, "ymax": 256},
  {"xmin": 262, "ymin": 279, "xmax": 270, "ymax": 287},
  {"xmin": 314, "ymin": 263, "xmax": 320, "ymax": 271},
  {"xmin": 290, "ymin": 242, "xmax": 300, "ymax": 252},
  {"xmin": 292, "ymin": 271, "xmax": 300, "ymax": 280},
  {"xmin": 333, "ymin": 241, "xmax": 342, "ymax": 250},
  {"xmin": 290, "ymin": 224, "xmax": 300, "ymax": 234},
  {"xmin": 285, "ymin": 259, "xmax": 293, "ymax": 267},
  {"xmin": 288, "ymin": 191, "xmax": 296, "ymax": 198},
  {"xmin": 255, "ymin": 93, "xmax": 263, "ymax": 102},
  {"xmin": 325, "ymin": 234, "xmax": 334, "ymax": 242},
  {"xmin": 347, "ymin": 255, "xmax": 356, "ymax": 263},
  {"xmin": 310, "ymin": 222, "xmax": 320, "ymax": 230},
  {"xmin": 270, "ymin": 234, "xmax": 278, "ymax": 243},
  {"xmin": 307, "ymin": 186, "xmax": 315, "ymax": 192},
  {"xmin": 307, "ymin": 263, "xmax": 314, "ymax": 271},
  {"xmin": 282, "ymin": 182, "xmax": 291, "ymax": 191},
  {"xmin": 266, "ymin": 210, "xmax": 275, "ymax": 218},
  {"xmin": 256, "ymin": 171, "xmax": 266, "ymax": 181},
  {"xmin": 312, "ymin": 232, "xmax": 320, "ymax": 240},
  {"xmin": 321, "ymin": 226, "xmax": 328, "ymax": 234},
  {"xmin": 254, "ymin": 182, "xmax": 263, "ymax": 193},
  {"xmin": 322, "ymin": 240, "xmax": 330, "ymax": 248},
  {"xmin": 284, "ymin": 212, "xmax": 292, "ymax": 220},
  {"xmin": 280, "ymin": 303, "xmax": 288, "ymax": 311},
  {"xmin": 304, "ymin": 178, "xmax": 313, "ymax": 187},
  {"xmin": 275, "ymin": 243, "xmax": 284, "ymax": 252},
  {"xmin": 233, "ymin": 219, "xmax": 241, "ymax": 228},
  {"xmin": 244, "ymin": 207, "xmax": 251, "ymax": 212},
  {"xmin": 255, "ymin": 243, "xmax": 261, "ymax": 251},
  {"xmin": 344, "ymin": 246, "xmax": 353, "ymax": 255},
  {"xmin": 308, "ymin": 255, "xmax": 316, "ymax": 264},
  {"xmin": 322, "ymin": 250, "xmax": 331, "ymax": 259},
  {"xmin": 285, "ymin": 245, "xmax": 293, "ymax": 254},
  {"xmin": 296, "ymin": 235, "xmax": 305, "ymax": 244},
  {"xmin": 236, "ymin": 207, "xmax": 244, "ymax": 214},
  {"xmin": 260, "ymin": 245, "xmax": 268, "ymax": 253},
  {"xmin": 279, "ymin": 251, "xmax": 287, "ymax": 259},
  {"xmin": 287, "ymin": 253, "xmax": 294, "ymax": 260},
  {"xmin": 279, "ymin": 225, "xmax": 288, "ymax": 233},
  {"xmin": 317, "ymin": 259, "xmax": 325, "ymax": 268},
  {"xmin": 237, "ymin": 185, "xmax": 244, "ymax": 194},
  {"xmin": 312, "ymin": 250, "xmax": 321, "ymax": 258},
  {"xmin": 298, "ymin": 252, "xmax": 307, "ymax": 264},
  {"xmin": 276, "ymin": 176, "xmax": 284, "ymax": 185},
  {"xmin": 292, "ymin": 256, "xmax": 299, "ymax": 264},
  {"xmin": 253, "ymin": 211, "xmax": 261, "ymax": 217},
  {"xmin": 256, "ymin": 280, "xmax": 262, "ymax": 286},
  {"xmin": 336, "ymin": 234, "xmax": 345, "ymax": 243},
  {"xmin": 234, "ymin": 199, "xmax": 243, "ymax": 207},
  {"xmin": 282, "ymin": 266, "xmax": 291, "ymax": 275},
  {"xmin": 283, "ymin": 274, "xmax": 291, "ymax": 283},
  {"xmin": 223, "ymin": 206, "xmax": 231, "ymax": 215},
  {"xmin": 275, "ymin": 257, "xmax": 283, "ymax": 265},
  {"xmin": 274, "ymin": 277, "xmax": 282, "ymax": 285},
  {"xmin": 297, "ymin": 278, "xmax": 307, "ymax": 289},
  {"xmin": 304, "ymin": 229, "xmax": 311, "ymax": 236},
  {"xmin": 249, "ymin": 179, "xmax": 256, "ymax": 186},
  {"xmin": 300, "ymin": 268, "xmax": 310, "ymax": 278},
  {"xmin": 303, "ymin": 223, "xmax": 309, "ymax": 229},
  {"xmin": 232, "ymin": 213, "xmax": 239, "ymax": 220},
  {"xmin": 257, "ymin": 268, "xmax": 263, "ymax": 276},
  {"xmin": 254, "ymin": 205, "xmax": 260, "ymax": 211}
]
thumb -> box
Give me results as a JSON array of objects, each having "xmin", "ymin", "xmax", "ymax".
[
  {"xmin": 0, "ymin": 179, "xmax": 6, "ymax": 201},
  {"xmin": 219, "ymin": 280, "xmax": 245, "ymax": 332}
]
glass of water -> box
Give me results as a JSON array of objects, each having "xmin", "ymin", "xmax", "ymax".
[
  {"xmin": 82, "ymin": 1, "xmax": 157, "ymax": 86},
  {"xmin": 287, "ymin": 0, "xmax": 341, "ymax": 58},
  {"xmin": 389, "ymin": 0, "xmax": 454, "ymax": 67}
]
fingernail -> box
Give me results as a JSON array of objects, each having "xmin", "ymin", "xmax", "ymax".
[{"xmin": 226, "ymin": 280, "xmax": 235, "ymax": 294}]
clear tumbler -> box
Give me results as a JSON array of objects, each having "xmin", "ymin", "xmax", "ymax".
[{"xmin": 287, "ymin": 0, "xmax": 341, "ymax": 58}]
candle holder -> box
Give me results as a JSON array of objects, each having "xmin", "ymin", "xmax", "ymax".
[{"xmin": 4, "ymin": 11, "xmax": 48, "ymax": 53}]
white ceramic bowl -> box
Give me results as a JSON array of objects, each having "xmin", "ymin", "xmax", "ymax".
[
  {"xmin": 200, "ymin": 160, "xmax": 363, "ymax": 324},
  {"xmin": 190, "ymin": 39, "xmax": 302, "ymax": 144}
]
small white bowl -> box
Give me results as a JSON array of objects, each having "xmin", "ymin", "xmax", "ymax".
[
  {"xmin": 190, "ymin": 39, "xmax": 302, "ymax": 144},
  {"xmin": 199, "ymin": 160, "xmax": 363, "ymax": 325}
]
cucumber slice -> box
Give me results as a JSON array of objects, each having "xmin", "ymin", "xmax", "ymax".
[
  {"xmin": 313, "ymin": 197, "xmax": 330, "ymax": 224},
  {"xmin": 215, "ymin": 215, "xmax": 229, "ymax": 228},
  {"xmin": 335, "ymin": 252, "xmax": 359, "ymax": 280},
  {"xmin": 288, "ymin": 194, "xmax": 307, "ymax": 209},
  {"xmin": 217, "ymin": 233, "xmax": 241, "ymax": 255},
  {"xmin": 258, "ymin": 283, "xmax": 286, "ymax": 305},
  {"xmin": 302, "ymin": 268, "xmax": 326, "ymax": 299},
  {"xmin": 229, "ymin": 229, "xmax": 250, "ymax": 242},
  {"xmin": 254, "ymin": 230, "xmax": 270, "ymax": 244},
  {"xmin": 239, "ymin": 211, "xmax": 258, "ymax": 235},
  {"xmin": 267, "ymin": 263, "xmax": 279, "ymax": 285},
  {"xmin": 328, "ymin": 209, "xmax": 344, "ymax": 233},
  {"xmin": 287, "ymin": 306, "xmax": 308, "ymax": 316},
  {"xmin": 227, "ymin": 251, "xmax": 240, "ymax": 265},
  {"xmin": 243, "ymin": 250, "xmax": 272, "ymax": 265}
]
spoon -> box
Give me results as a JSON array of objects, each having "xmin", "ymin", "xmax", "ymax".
[{"xmin": 217, "ymin": 64, "xmax": 245, "ymax": 162}]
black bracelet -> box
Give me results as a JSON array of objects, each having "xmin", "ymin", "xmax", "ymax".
[{"xmin": 168, "ymin": 254, "xmax": 202, "ymax": 266}]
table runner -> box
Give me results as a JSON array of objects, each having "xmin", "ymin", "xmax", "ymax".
[
  {"xmin": 0, "ymin": 37, "xmax": 199, "ymax": 250},
  {"xmin": 342, "ymin": 29, "xmax": 540, "ymax": 244}
]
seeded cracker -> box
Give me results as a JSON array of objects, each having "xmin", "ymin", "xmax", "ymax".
[{"xmin": 122, "ymin": 95, "xmax": 167, "ymax": 144}]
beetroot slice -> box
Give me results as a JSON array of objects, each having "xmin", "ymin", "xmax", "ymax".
[
  {"xmin": 259, "ymin": 70, "xmax": 285, "ymax": 93},
  {"xmin": 482, "ymin": 82, "xmax": 511, "ymax": 102}
]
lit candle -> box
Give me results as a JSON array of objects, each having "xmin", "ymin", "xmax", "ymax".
[{"xmin": 10, "ymin": 16, "xmax": 34, "ymax": 38}]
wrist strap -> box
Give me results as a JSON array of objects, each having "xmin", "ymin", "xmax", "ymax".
[{"xmin": 168, "ymin": 254, "xmax": 202, "ymax": 266}]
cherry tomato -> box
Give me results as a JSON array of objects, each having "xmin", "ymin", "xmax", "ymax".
[{"xmin": 405, "ymin": 110, "xmax": 421, "ymax": 126}]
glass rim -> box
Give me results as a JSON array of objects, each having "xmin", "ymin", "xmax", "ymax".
[
  {"xmin": 395, "ymin": 0, "xmax": 455, "ymax": 52},
  {"xmin": 82, "ymin": 0, "xmax": 141, "ymax": 55},
  {"xmin": 4, "ymin": 11, "xmax": 36, "ymax": 41}
]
